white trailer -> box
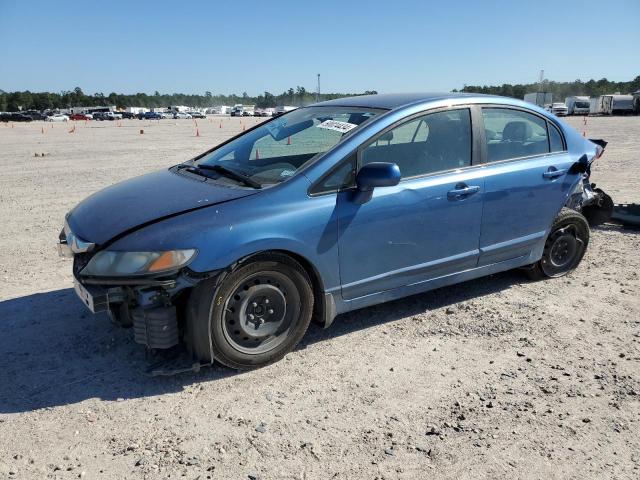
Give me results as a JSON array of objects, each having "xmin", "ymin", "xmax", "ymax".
[
  {"xmin": 565, "ymin": 96, "xmax": 590, "ymax": 115},
  {"xmin": 604, "ymin": 95, "xmax": 634, "ymax": 115},
  {"xmin": 590, "ymin": 97, "xmax": 604, "ymax": 115},
  {"xmin": 590, "ymin": 95, "xmax": 634, "ymax": 115}
]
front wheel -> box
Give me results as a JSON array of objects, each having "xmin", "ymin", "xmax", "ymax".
[
  {"xmin": 186, "ymin": 253, "xmax": 314, "ymax": 369},
  {"xmin": 525, "ymin": 208, "xmax": 590, "ymax": 280}
]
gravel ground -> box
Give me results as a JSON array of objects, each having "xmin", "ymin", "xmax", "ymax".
[{"xmin": 0, "ymin": 115, "xmax": 638, "ymax": 480}]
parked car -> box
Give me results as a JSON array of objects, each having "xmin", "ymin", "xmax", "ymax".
[
  {"xmin": 190, "ymin": 111, "xmax": 206, "ymax": 119},
  {"xmin": 1, "ymin": 112, "xmax": 34, "ymax": 122},
  {"xmin": 59, "ymin": 93, "xmax": 604, "ymax": 370},
  {"xmin": 23, "ymin": 110, "xmax": 47, "ymax": 120},
  {"xmin": 254, "ymin": 108, "xmax": 274, "ymax": 117},
  {"xmin": 46, "ymin": 113, "xmax": 69, "ymax": 122},
  {"xmin": 274, "ymin": 105, "xmax": 297, "ymax": 116},
  {"xmin": 173, "ymin": 112, "xmax": 193, "ymax": 119},
  {"xmin": 92, "ymin": 112, "xmax": 116, "ymax": 121},
  {"xmin": 120, "ymin": 112, "xmax": 136, "ymax": 119},
  {"xmin": 144, "ymin": 111, "xmax": 165, "ymax": 120},
  {"xmin": 546, "ymin": 103, "xmax": 568, "ymax": 116},
  {"xmin": 70, "ymin": 113, "xmax": 92, "ymax": 121}
]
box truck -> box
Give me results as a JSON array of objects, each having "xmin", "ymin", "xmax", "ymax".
[{"xmin": 565, "ymin": 96, "xmax": 590, "ymax": 115}]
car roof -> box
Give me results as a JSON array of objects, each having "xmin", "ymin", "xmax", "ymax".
[{"xmin": 313, "ymin": 92, "xmax": 498, "ymax": 110}]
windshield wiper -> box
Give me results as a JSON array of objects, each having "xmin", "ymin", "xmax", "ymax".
[{"xmin": 186, "ymin": 164, "xmax": 262, "ymax": 189}]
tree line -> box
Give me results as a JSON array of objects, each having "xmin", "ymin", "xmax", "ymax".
[
  {"xmin": 0, "ymin": 86, "xmax": 378, "ymax": 112},
  {"xmin": 456, "ymin": 76, "xmax": 640, "ymax": 101},
  {"xmin": 1, "ymin": 75, "xmax": 638, "ymax": 112}
]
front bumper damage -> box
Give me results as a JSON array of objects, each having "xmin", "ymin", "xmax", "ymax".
[{"xmin": 60, "ymin": 228, "xmax": 216, "ymax": 351}]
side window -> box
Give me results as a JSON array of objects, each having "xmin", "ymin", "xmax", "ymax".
[
  {"xmin": 548, "ymin": 122, "xmax": 565, "ymax": 152},
  {"xmin": 361, "ymin": 109, "xmax": 471, "ymax": 179},
  {"xmin": 482, "ymin": 108, "xmax": 549, "ymax": 162},
  {"xmin": 310, "ymin": 154, "xmax": 356, "ymax": 195}
]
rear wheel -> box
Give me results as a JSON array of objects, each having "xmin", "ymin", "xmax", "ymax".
[
  {"xmin": 525, "ymin": 208, "xmax": 589, "ymax": 280},
  {"xmin": 186, "ymin": 253, "xmax": 314, "ymax": 369}
]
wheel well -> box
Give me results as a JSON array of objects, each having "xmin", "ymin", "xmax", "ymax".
[{"xmin": 239, "ymin": 250, "xmax": 326, "ymax": 325}]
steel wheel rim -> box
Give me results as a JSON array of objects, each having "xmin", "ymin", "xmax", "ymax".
[
  {"xmin": 221, "ymin": 271, "xmax": 300, "ymax": 355},
  {"xmin": 541, "ymin": 224, "xmax": 585, "ymax": 277}
]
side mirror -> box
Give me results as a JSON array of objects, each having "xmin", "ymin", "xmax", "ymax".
[{"xmin": 353, "ymin": 162, "xmax": 401, "ymax": 204}]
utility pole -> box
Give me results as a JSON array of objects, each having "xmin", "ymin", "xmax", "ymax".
[
  {"xmin": 538, "ymin": 69, "xmax": 544, "ymax": 92},
  {"xmin": 316, "ymin": 74, "xmax": 321, "ymax": 103}
]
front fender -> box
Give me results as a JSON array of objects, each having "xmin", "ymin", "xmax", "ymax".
[{"xmin": 107, "ymin": 179, "xmax": 342, "ymax": 293}]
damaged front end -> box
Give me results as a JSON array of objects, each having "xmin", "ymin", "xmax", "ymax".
[
  {"xmin": 566, "ymin": 138, "xmax": 614, "ymax": 226},
  {"xmin": 60, "ymin": 225, "xmax": 215, "ymax": 351}
]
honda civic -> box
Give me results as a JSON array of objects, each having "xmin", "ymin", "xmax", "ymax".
[{"xmin": 59, "ymin": 93, "xmax": 606, "ymax": 369}]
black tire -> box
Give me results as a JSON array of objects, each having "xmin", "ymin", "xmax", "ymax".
[
  {"xmin": 185, "ymin": 253, "xmax": 314, "ymax": 369},
  {"xmin": 525, "ymin": 208, "xmax": 590, "ymax": 280}
]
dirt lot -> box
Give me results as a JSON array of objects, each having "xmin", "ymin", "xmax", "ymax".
[{"xmin": 0, "ymin": 115, "xmax": 638, "ymax": 480}]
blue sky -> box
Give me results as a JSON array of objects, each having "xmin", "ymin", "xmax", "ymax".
[{"xmin": 1, "ymin": 0, "xmax": 638, "ymax": 95}]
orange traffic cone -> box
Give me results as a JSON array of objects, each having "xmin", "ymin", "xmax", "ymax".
[{"xmin": 140, "ymin": 129, "xmax": 144, "ymax": 134}]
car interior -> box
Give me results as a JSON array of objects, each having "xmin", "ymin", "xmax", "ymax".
[
  {"xmin": 485, "ymin": 120, "xmax": 548, "ymax": 161},
  {"xmin": 362, "ymin": 115, "xmax": 472, "ymax": 178}
]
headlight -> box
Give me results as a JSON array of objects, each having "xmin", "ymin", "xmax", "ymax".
[{"xmin": 80, "ymin": 249, "xmax": 197, "ymax": 277}]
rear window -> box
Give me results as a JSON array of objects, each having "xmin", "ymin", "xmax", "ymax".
[{"xmin": 482, "ymin": 108, "xmax": 549, "ymax": 162}]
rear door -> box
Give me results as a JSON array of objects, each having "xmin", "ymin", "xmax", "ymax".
[{"xmin": 477, "ymin": 106, "xmax": 576, "ymax": 266}]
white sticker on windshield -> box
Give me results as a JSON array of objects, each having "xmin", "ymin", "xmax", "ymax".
[
  {"xmin": 317, "ymin": 119, "xmax": 358, "ymax": 133},
  {"xmin": 280, "ymin": 169, "xmax": 295, "ymax": 177}
]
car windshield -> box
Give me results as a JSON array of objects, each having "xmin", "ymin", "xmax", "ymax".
[{"xmin": 195, "ymin": 106, "xmax": 382, "ymax": 185}]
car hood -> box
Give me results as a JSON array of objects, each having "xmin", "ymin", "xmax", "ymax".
[{"xmin": 67, "ymin": 169, "xmax": 256, "ymax": 245}]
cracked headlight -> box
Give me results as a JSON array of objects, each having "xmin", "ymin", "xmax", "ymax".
[{"xmin": 80, "ymin": 249, "xmax": 197, "ymax": 277}]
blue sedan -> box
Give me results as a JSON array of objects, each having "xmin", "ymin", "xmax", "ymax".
[{"xmin": 59, "ymin": 93, "xmax": 605, "ymax": 369}]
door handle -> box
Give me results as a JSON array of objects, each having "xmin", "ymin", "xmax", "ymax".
[
  {"xmin": 543, "ymin": 168, "xmax": 567, "ymax": 179},
  {"xmin": 447, "ymin": 185, "xmax": 480, "ymax": 200}
]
